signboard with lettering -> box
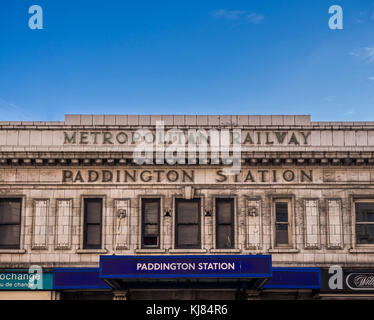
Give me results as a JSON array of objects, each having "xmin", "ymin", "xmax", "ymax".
[
  {"xmin": 61, "ymin": 168, "xmax": 314, "ymax": 184},
  {"xmin": 3, "ymin": 167, "xmax": 374, "ymax": 186},
  {"xmin": 62, "ymin": 130, "xmax": 311, "ymax": 147},
  {"xmin": 100, "ymin": 255, "xmax": 272, "ymax": 279},
  {"xmin": 321, "ymin": 269, "xmax": 374, "ymax": 292},
  {"xmin": 346, "ymin": 273, "xmax": 374, "ymax": 290},
  {"xmin": 0, "ymin": 271, "xmax": 53, "ymax": 290}
]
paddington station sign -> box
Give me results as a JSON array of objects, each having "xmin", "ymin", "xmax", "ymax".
[{"xmin": 61, "ymin": 168, "xmax": 314, "ymax": 184}]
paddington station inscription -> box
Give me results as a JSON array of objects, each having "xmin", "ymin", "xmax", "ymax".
[{"xmin": 61, "ymin": 169, "xmax": 313, "ymax": 184}]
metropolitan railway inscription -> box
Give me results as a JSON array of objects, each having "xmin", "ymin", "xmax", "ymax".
[{"xmin": 63, "ymin": 130, "xmax": 311, "ymax": 146}]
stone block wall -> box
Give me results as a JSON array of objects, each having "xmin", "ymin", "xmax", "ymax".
[{"xmin": 0, "ymin": 167, "xmax": 373, "ymax": 269}]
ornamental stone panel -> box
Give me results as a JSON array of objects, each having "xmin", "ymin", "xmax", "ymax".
[
  {"xmin": 113, "ymin": 199, "xmax": 130, "ymax": 250},
  {"xmin": 246, "ymin": 199, "xmax": 262, "ymax": 250},
  {"xmin": 304, "ymin": 200, "xmax": 320, "ymax": 249},
  {"xmin": 32, "ymin": 199, "xmax": 49, "ymax": 250},
  {"xmin": 326, "ymin": 199, "xmax": 343, "ymax": 249},
  {"xmin": 55, "ymin": 199, "xmax": 72, "ymax": 249}
]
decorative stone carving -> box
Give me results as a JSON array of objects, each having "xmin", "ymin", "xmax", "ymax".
[
  {"xmin": 114, "ymin": 199, "xmax": 130, "ymax": 250},
  {"xmin": 246, "ymin": 199, "xmax": 262, "ymax": 249},
  {"xmin": 248, "ymin": 206, "xmax": 258, "ymax": 217}
]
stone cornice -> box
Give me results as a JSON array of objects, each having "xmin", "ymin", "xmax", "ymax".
[{"xmin": 0, "ymin": 151, "xmax": 373, "ymax": 166}]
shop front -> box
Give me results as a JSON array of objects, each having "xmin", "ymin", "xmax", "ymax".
[
  {"xmin": 0, "ymin": 269, "xmax": 54, "ymax": 300},
  {"xmin": 53, "ymin": 255, "xmax": 321, "ymax": 300},
  {"xmin": 318, "ymin": 268, "xmax": 374, "ymax": 299}
]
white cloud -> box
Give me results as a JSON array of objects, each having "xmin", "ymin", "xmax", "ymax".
[
  {"xmin": 350, "ymin": 46, "xmax": 374, "ymax": 63},
  {"xmin": 0, "ymin": 97, "xmax": 32, "ymax": 120},
  {"xmin": 369, "ymin": 76, "xmax": 374, "ymax": 81},
  {"xmin": 247, "ymin": 13, "xmax": 264, "ymax": 24},
  {"xmin": 344, "ymin": 109, "xmax": 356, "ymax": 116},
  {"xmin": 211, "ymin": 9, "xmax": 246, "ymax": 20},
  {"xmin": 211, "ymin": 9, "xmax": 264, "ymax": 24},
  {"xmin": 323, "ymin": 96, "xmax": 336, "ymax": 102}
]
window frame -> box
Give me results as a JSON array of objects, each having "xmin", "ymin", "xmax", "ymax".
[
  {"xmin": 0, "ymin": 197, "xmax": 22, "ymax": 249},
  {"xmin": 272, "ymin": 198, "xmax": 293, "ymax": 248},
  {"xmin": 215, "ymin": 197, "xmax": 235, "ymax": 249},
  {"xmin": 141, "ymin": 198, "xmax": 161, "ymax": 249},
  {"xmin": 174, "ymin": 198, "xmax": 201, "ymax": 249},
  {"xmin": 353, "ymin": 199, "xmax": 374, "ymax": 247},
  {"xmin": 82, "ymin": 197, "xmax": 103, "ymax": 250}
]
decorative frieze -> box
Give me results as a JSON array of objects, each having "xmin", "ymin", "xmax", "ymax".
[{"xmin": 0, "ymin": 155, "xmax": 373, "ymax": 166}]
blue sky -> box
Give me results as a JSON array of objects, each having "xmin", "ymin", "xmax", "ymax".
[{"xmin": 0, "ymin": 0, "xmax": 374, "ymax": 121}]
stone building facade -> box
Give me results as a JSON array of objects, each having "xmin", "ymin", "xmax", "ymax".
[{"xmin": 0, "ymin": 114, "xmax": 374, "ymax": 299}]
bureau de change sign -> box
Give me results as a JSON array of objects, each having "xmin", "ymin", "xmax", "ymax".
[
  {"xmin": 100, "ymin": 255, "xmax": 272, "ymax": 279},
  {"xmin": 0, "ymin": 270, "xmax": 53, "ymax": 290}
]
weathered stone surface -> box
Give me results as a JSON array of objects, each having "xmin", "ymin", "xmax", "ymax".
[{"xmin": 0, "ymin": 114, "xmax": 374, "ymax": 270}]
